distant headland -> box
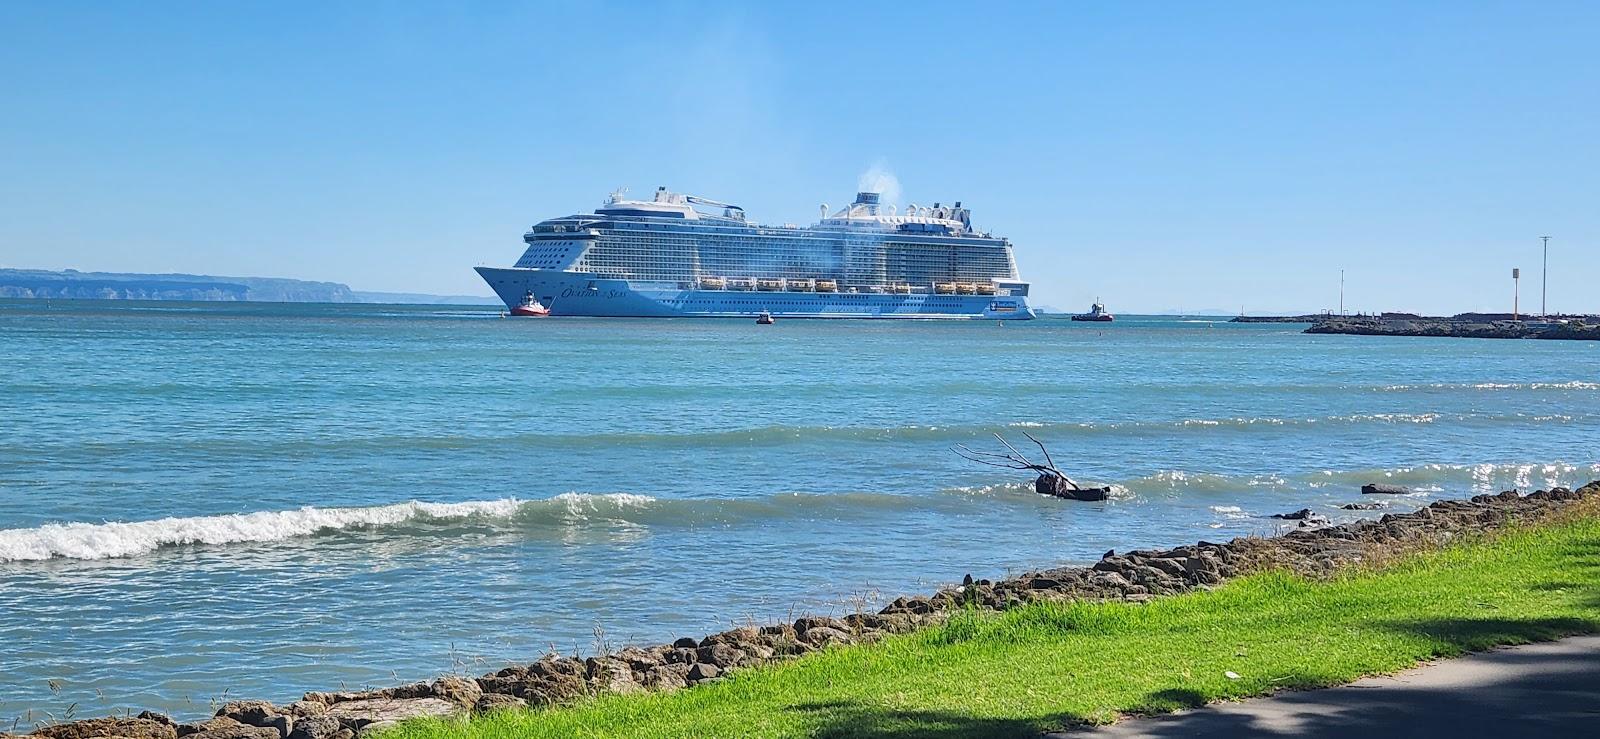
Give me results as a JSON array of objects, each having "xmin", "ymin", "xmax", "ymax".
[{"xmin": 0, "ymin": 268, "xmax": 499, "ymax": 305}]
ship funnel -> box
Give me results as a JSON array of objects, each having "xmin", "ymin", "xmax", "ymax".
[{"xmin": 854, "ymin": 191, "xmax": 880, "ymax": 205}]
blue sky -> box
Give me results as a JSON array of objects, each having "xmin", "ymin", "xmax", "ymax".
[{"xmin": 1, "ymin": 1, "xmax": 1595, "ymax": 313}]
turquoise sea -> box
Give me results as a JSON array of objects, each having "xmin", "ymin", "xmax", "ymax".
[{"xmin": 1, "ymin": 299, "xmax": 1596, "ymax": 720}]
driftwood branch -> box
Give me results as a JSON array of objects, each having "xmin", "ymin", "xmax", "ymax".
[
  {"xmin": 951, "ymin": 432, "xmax": 1081, "ymax": 491},
  {"xmin": 954, "ymin": 432, "xmax": 1111, "ymax": 501}
]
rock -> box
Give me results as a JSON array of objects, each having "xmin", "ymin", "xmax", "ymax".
[
  {"xmin": 695, "ymin": 643, "xmax": 746, "ymax": 670},
  {"xmin": 671, "ymin": 637, "xmax": 698, "ymax": 649},
  {"xmin": 429, "ymin": 676, "xmax": 482, "ymax": 709},
  {"xmin": 186, "ymin": 724, "xmax": 280, "ymax": 739},
  {"xmin": 137, "ymin": 712, "xmax": 176, "ymax": 728},
  {"xmin": 178, "ymin": 718, "xmax": 249, "ymax": 736},
  {"xmin": 286, "ymin": 716, "xmax": 347, "ymax": 739},
  {"xmin": 471, "ymin": 694, "xmax": 526, "ymax": 714},
  {"xmin": 1269, "ymin": 508, "xmax": 1316, "ymax": 520},
  {"xmin": 793, "ymin": 616, "xmax": 847, "ymax": 633},
  {"xmin": 586, "ymin": 656, "xmax": 644, "ymax": 695},
  {"xmin": 214, "ymin": 701, "xmax": 283, "ymax": 732},
  {"xmin": 1362, "ymin": 483, "xmax": 1412, "ymax": 495},
  {"xmin": 1340, "ymin": 502, "xmax": 1386, "ymax": 510},
  {"xmin": 31, "ymin": 718, "xmax": 177, "ymax": 739},
  {"xmin": 323, "ymin": 697, "xmax": 461, "ymax": 733},
  {"xmin": 643, "ymin": 663, "xmax": 692, "ymax": 691},
  {"xmin": 798, "ymin": 626, "xmax": 852, "ymax": 647},
  {"xmin": 686, "ymin": 663, "xmax": 721, "ymax": 682}
]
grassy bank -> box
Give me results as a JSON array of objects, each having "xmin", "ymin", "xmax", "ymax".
[{"xmin": 384, "ymin": 509, "xmax": 1600, "ymax": 738}]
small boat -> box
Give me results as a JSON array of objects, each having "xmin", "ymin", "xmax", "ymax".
[
  {"xmin": 756, "ymin": 310, "xmax": 775, "ymax": 325},
  {"xmin": 814, "ymin": 279, "xmax": 838, "ymax": 293},
  {"xmin": 509, "ymin": 291, "xmax": 551, "ymax": 317},
  {"xmin": 934, "ymin": 282, "xmax": 957, "ymax": 295},
  {"xmin": 1071, "ymin": 301, "xmax": 1114, "ymax": 322},
  {"xmin": 757, "ymin": 279, "xmax": 784, "ymax": 292},
  {"xmin": 699, "ymin": 277, "xmax": 727, "ymax": 290}
]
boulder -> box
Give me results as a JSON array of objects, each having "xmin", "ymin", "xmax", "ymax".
[
  {"xmin": 1340, "ymin": 502, "xmax": 1386, "ymax": 510},
  {"xmin": 185, "ymin": 724, "xmax": 279, "ymax": 739},
  {"xmin": 286, "ymin": 716, "xmax": 346, "ymax": 739},
  {"xmin": 323, "ymin": 697, "xmax": 461, "ymax": 733},
  {"xmin": 643, "ymin": 663, "xmax": 692, "ymax": 691},
  {"xmin": 585, "ymin": 656, "xmax": 644, "ymax": 695},
  {"xmin": 214, "ymin": 700, "xmax": 284, "ymax": 734},
  {"xmin": 695, "ymin": 644, "xmax": 746, "ymax": 670},
  {"xmin": 30, "ymin": 718, "xmax": 177, "ymax": 739},
  {"xmin": 471, "ymin": 694, "xmax": 527, "ymax": 714},
  {"xmin": 429, "ymin": 676, "xmax": 482, "ymax": 709},
  {"xmin": 1362, "ymin": 483, "xmax": 1412, "ymax": 495},
  {"xmin": 685, "ymin": 663, "xmax": 721, "ymax": 682},
  {"xmin": 798, "ymin": 626, "xmax": 852, "ymax": 647},
  {"xmin": 1269, "ymin": 508, "xmax": 1316, "ymax": 520}
]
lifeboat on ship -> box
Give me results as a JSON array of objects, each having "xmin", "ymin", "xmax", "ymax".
[
  {"xmin": 934, "ymin": 283, "xmax": 958, "ymax": 295},
  {"xmin": 814, "ymin": 279, "xmax": 838, "ymax": 293},
  {"xmin": 955, "ymin": 283, "xmax": 977, "ymax": 295},
  {"xmin": 509, "ymin": 291, "xmax": 551, "ymax": 317},
  {"xmin": 976, "ymin": 283, "xmax": 997, "ymax": 296},
  {"xmin": 700, "ymin": 277, "xmax": 727, "ymax": 290},
  {"xmin": 757, "ymin": 279, "xmax": 784, "ymax": 291}
]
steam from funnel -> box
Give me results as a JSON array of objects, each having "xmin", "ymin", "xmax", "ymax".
[{"xmin": 857, "ymin": 159, "xmax": 902, "ymax": 209}]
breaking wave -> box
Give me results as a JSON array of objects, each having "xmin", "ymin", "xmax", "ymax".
[{"xmin": 0, "ymin": 494, "xmax": 655, "ymax": 562}]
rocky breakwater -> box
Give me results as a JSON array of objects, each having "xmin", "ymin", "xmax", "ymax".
[
  {"xmin": 11, "ymin": 482, "xmax": 1598, "ymax": 738},
  {"xmin": 1306, "ymin": 316, "xmax": 1600, "ymax": 341}
]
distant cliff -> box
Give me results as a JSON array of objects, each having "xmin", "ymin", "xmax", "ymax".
[{"xmin": 0, "ymin": 269, "xmax": 357, "ymax": 302}]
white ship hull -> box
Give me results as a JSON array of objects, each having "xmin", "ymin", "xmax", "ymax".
[{"xmin": 477, "ymin": 268, "xmax": 1034, "ymax": 319}]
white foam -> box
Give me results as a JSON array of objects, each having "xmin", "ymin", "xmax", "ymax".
[{"xmin": 0, "ymin": 494, "xmax": 656, "ymax": 562}]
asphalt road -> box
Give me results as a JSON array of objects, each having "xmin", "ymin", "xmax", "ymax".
[{"xmin": 1053, "ymin": 635, "xmax": 1600, "ymax": 738}]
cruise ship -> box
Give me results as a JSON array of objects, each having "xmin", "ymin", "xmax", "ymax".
[{"xmin": 475, "ymin": 187, "xmax": 1034, "ymax": 319}]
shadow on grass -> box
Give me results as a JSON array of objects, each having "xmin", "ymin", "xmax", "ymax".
[
  {"xmin": 1382, "ymin": 616, "xmax": 1600, "ymax": 651},
  {"xmin": 788, "ymin": 700, "xmax": 1065, "ymax": 738}
]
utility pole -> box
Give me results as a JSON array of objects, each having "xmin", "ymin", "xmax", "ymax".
[
  {"xmin": 1541, "ymin": 236, "xmax": 1551, "ymax": 317},
  {"xmin": 1512, "ymin": 268, "xmax": 1520, "ymax": 320},
  {"xmin": 1339, "ymin": 269, "xmax": 1345, "ymax": 315}
]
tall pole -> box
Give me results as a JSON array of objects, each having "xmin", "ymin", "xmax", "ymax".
[
  {"xmin": 1339, "ymin": 269, "xmax": 1345, "ymax": 315},
  {"xmin": 1541, "ymin": 236, "xmax": 1550, "ymax": 317},
  {"xmin": 1513, "ymin": 268, "xmax": 1520, "ymax": 320}
]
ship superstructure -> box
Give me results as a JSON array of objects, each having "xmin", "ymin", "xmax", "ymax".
[{"xmin": 475, "ymin": 187, "xmax": 1034, "ymax": 319}]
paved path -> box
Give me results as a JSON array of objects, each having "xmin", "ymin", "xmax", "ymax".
[{"xmin": 1053, "ymin": 635, "xmax": 1600, "ymax": 738}]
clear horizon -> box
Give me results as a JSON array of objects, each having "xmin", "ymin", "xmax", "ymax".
[{"xmin": 2, "ymin": 2, "xmax": 1595, "ymax": 315}]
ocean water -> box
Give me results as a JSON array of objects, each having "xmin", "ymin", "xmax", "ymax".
[{"xmin": 1, "ymin": 299, "xmax": 1597, "ymax": 721}]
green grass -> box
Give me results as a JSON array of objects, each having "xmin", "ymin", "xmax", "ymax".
[{"xmin": 383, "ymin": 512, "xmax": 1600, "ymax": 738}]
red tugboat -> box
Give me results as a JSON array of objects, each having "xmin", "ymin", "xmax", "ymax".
[
  {"xmin": 508, "ymin": 291, "xmax": 551, "ymax": 317},
  {"xmin": 1070, "ymin": 300, "xmax": 1114, "ymax": 322}
]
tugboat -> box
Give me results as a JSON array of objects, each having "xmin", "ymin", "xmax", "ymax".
[
  {"xmin": 756, "ymin": 310, "xmax": 775, "ymax": 325},
  {"xmin": 1071, "ymin": 300, "xmax": 1114, "ymax": 322},
  {"xmin": 508, "ymin": 291, "xmax": 551, "ymax": 317}
]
